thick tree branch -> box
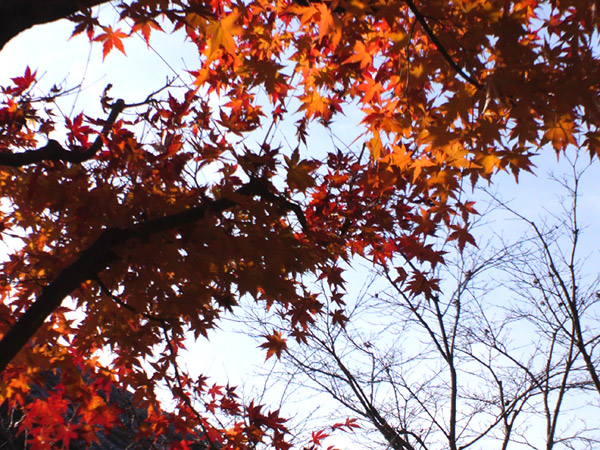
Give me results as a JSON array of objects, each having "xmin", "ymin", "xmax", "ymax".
[
  {"xmin": 0, "ymin": 0, "xmax": 108, "ymax": 51},
  {"xmin": 0, "ymin": 99, "xmax": 125, "ymax": 167},
  {"xmin": 0, "ymin": 179, "xmax": 308, "ymax": 372},
  {"xmin": 0, "ymin": 228, "xmax": 127, "ymax": 372}
]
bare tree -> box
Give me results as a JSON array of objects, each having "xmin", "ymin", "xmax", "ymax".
[
  {"xmin": 247, "ymin": 150, "xmax": 600, "ymax": 449},
  {"xmin": 485, "ymin": 151, "xmax": 600, "ymax": 448}
]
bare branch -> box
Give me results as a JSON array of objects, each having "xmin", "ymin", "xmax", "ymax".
[{"xmin": 0, "ymin": 99, "xmax": 125, "ymax": 167}]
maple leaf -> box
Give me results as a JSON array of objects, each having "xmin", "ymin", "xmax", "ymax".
[
  {"xmin": 284, "ymin": 148, "xmax": 321, "ymax": 192},
  {"xmin": 55, "ymin": 423, "xmax": 78, "ymax": 448},
  {"xmin": 477, "ymin": 152, "xmax": 502, "ymax": 175},
  {"xmin": 260, "ymin": 330, "xmax": 287, "ymax": 360},
  {"xmin": 69, "ymin": 8, "xmax": 100, "ymax": 41},
  {"xmin": 407, "ymin": 271, "xmax": 441, "ymax": 299},
  {"xmin": 206, "ymin": 11, "xmax": 243, "ymax": 59},
  {"xmin": 10, "ymin": 66, "xmax": 36, "ymax": 95},
  {"xmin": 131, "ymin": 18, "xmax": 163, "ymax": 46},
  {"xmin": 66, "ymin": 113, "xmax": 93, "ymax": 146},
  {"xmin": 330, "ymin": 309, "xmax": 348, "ymax": 327},
  {"xmin": 411, "ymin": 156, "xmax": 437, "ymax": 182},
  {"xmin": 316, "ymin": 3, "xmax": 342, "ymax": 48},
  {"xmin": 207, "ymin": 383, "xmax": 223, "ymax": 398},
  {"xmin": 447, "ymin": 223, "xmax": 478, "ymax": 252},
  {"xmin": 94, "ymin": 26, "xmax": 128, "ymax": 60},
  {"xmin": 318, "ymin": 265, "xmax": 345, "ymax": 288},
  {"xmin": 298, "ymin": 90, "xmax": 333, "ymax": 121},
  {"xmin": 584, "ymin": 130, "xmax": 600, "ymax": 159},
  {"xmin": 311, "ymin": 429, "xmax": 329, "ymax": 445},
  {"xmin": 343, "ymin": 40, "xmax": 372, "ymax": 69},
  {"xmin": 355, "ymin": 75, "xmax": 384, "ymax": 105},
  {"xmin": 543, "ymin": 115, "xmax": 577, "ymax": 152},
  {"xmin": 331, "ymin": 417, "xmax": 360, "ymax": 431},
  {"xmin": 1, "ymin": 1, "xmax": 599, "ymax": 447}
]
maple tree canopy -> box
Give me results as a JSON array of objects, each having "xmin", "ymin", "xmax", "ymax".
[{"xmin": 0, "ymin": 0, "xmax": 598, "ymax": 448}]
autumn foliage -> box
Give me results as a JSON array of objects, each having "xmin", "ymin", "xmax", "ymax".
[{"xmin": 0, "ymin": 0, "xmax": 598, "ymax": 448}]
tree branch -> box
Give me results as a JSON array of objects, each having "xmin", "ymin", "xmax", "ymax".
[
  {"xmin": 322, "ymin": 338, "xmax": 415, "ymax": 450},
  {"xmin": 0, "ymin": 0, "xmax": 108, "ymax": 51},
  {"xmin": 0, "ymin": 99, "xmax": 125, "ymax": 167},
  {"xmin": 293, "ymin": 0, "xmax": 482, "ymax": 88},
  {"xmin": 0, "ymin": 227, "xmax": 128, "ymax": 372},
  {"xmin": 0, "ymin": 179, "xmax": 308, "ymax": 372},
  {"xmin": 403, "ymin": 0, "xmax": 482, "ymax": 89}
]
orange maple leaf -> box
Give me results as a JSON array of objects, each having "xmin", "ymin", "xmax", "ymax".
[
  {"xmin": 260, "ymin": 330, "xmax": 287, "ymax": 360},
  {"xmin": 543, "ymin": 115, "xmax": 577, "ymax": 152},
  {"xmin": 94, "ymin": 26, "xmax": 128, "ymax": 60},
  {"xmin": 131, "ymin": 18, "xmax": 163, "ymax": 46},
  {"xmin": 343, "ymin": 40, "xmax": 372, "ymax": 69},
  {"xmin": 206, "ymin": 11, "xmax": 243, "ymax": 59}
]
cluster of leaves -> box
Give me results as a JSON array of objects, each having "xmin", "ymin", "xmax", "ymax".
[{"xmin": 0, "ymin": 0, "xmax": 598, "ymax": 448}]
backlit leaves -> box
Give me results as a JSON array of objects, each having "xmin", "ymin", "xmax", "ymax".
[
  {"xmin": 544, "ymin": 115, "xmax": 577, "ymax": 152},
  {"xmin": 9, "ymin": 66, "xmax": 36, "ymax": 95},
  {"xmin": 260, "ymin": 330, "xmax": 287, "ymax": 360},
  {"xmin": 284, "ymin": 148, "xmax": 320, "ymax": 192},
  {"xmin": 94, "ymin": 26, "xmax": 128, "ymax": 60},
  {"xmin": 131, "ymin": 18, "xmax": 163, "ymax": 46},
  {"xmin": 206, "ymin": 11, "xmax": 244, "ymax": 60},
  {"xmin": 0, "ymin": 0, "xmax": 599, "ymax": 448}
]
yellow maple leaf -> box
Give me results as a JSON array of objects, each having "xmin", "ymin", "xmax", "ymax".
[
  {"xmin": 206, "ymin": 11, "xmax": 243, "ymax": 59},
  {"xmin": 478, "ymin": 153, "xmax": 501, "ymax": 174},
  {"xmin": 544, "ymin": 115, "xmax": 577, "ymax": 152},
  {"xmin": 411, "ymin": 156, "xmax": 437, "ymax": 182}
]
